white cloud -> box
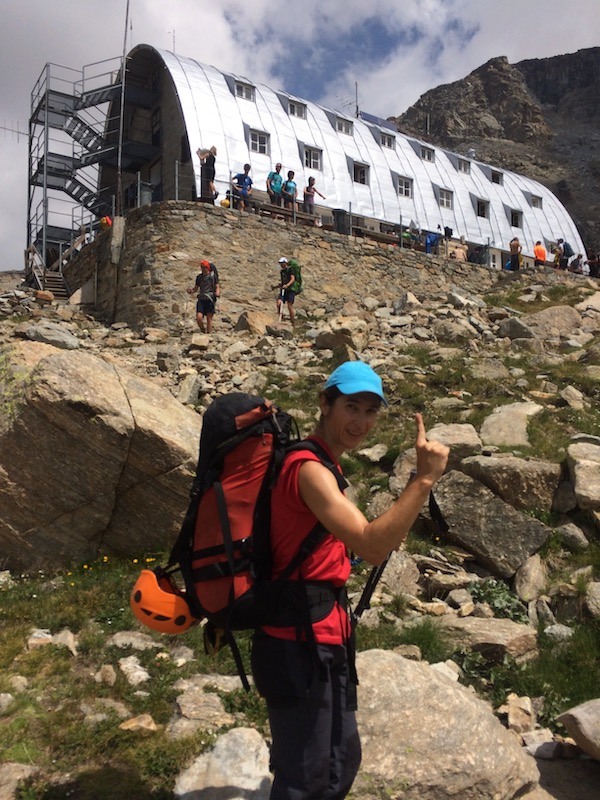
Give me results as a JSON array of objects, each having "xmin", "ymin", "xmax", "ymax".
[{"xmin": 0, "ymin": 0, "xmax": 597, "ymax": 270}]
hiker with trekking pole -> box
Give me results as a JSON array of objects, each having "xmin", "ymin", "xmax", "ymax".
[
  {"xmin": 130, "ymin": 359, "xmax": 449, "ymax": 800},
  {"xmin": 251, "ymin": 361, "xmax": 450, "ymax": 799}
]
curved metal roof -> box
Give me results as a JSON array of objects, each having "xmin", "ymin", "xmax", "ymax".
[{"xmin": 140, "ymin": 45, "xmax": 585, "ymax": 258}]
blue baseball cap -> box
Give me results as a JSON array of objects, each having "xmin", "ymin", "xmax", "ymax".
[{"xmin": 324, "ymin": 361, "xmax": 387, "ymax": 405}]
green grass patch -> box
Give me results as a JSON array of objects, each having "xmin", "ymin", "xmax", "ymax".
[
  {"xmin": 460, "ymin": 622, "xmax": 600, "ymax": 728},
  {"xmin": 397, "ymin": 618, "xmax": 453, "ymax": 663}
]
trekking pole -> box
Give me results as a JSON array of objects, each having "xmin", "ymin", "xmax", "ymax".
[
  {"xmin": 352, "ymin": 475, "xmax": 449, "ymax": 624},
  {"xmin": 278, "ymin": 287, "xmax": 285, "ymax": 322},
  {"xmin": 353, "ymin": 557, "xmax": 390, "ymax": 621}
]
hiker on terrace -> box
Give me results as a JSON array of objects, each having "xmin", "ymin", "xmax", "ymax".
[
  {"xmin": 267, "ymin": 162, "xmax": 284, "ymax": 206},
  {"xmin": 197, "ymin": 145, "xmax": 218, "ymax": 201},
  {"xmin": 232, "ymin": 163, "xmax": 253, "ymax": 211},
  {"xmin": 303, "ymin": 176, "xmax": 326, "ymax": 216},
  {"xmin": 509, "ymin": 237, "xmax": 522, "ymax": 271},
  {"xmin": 533, "ymin": 240, "xmax": 547, "ymax": 266},
  {"xmin": 275, "ymin": 257, "xmax": 295, "ymax": 324},
  {"xmin": 586, "ymin": 252, "xmax": 599, "ymax": 278},
  {"xmin": 251, "ymin": 361, "xmax": 449, "ymax": 800},
  {"xmin": 187, "ymin": 260, "xmax": 220, "ymax": 333},
  {"xmin": 281, "ymin": 170, "xmax": 297, "ymax": 211}
]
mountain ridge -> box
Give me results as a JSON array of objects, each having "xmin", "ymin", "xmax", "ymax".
[{"xmin": 391, "ymin": 47, "xmax": 600, "ymax": 254}]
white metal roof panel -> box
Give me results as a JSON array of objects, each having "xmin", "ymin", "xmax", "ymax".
[{"xmin": 139, "ymin": 45, "xmax": 585, "ymax": 258}]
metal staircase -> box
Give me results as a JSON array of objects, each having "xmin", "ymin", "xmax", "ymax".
[{"xmin": 27, "ymin": 58, "xmax": 123, "ymax": 286}]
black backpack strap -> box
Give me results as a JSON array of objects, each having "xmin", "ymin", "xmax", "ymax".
[
  {"xmin": 213, "ymin": 479, "xmax": 236, "ymax": 579},
  {"xmin": 285, "ymin": 439, "xmax": 348, "ymax": 492}
]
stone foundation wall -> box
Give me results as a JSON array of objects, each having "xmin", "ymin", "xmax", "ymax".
[{"xmin": 64, "ymin": 201, "xmax": 502, "ymax": 331}]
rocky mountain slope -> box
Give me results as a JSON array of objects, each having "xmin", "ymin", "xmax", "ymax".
[
  {"xmin": 1, "ymin": 270, "xmax": 600, "ymax": 797},
  {"xmin": 392, "ymin": 48, "xmax": 600, "ymax": 254},
  {"xmin": 1, "ymin": 206, "xmax": 600, "ymax": 798}
]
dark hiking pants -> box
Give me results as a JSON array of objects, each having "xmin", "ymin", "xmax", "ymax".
[{"xmin": 251, "ymin": 634, "xmax": 361, "ymax": 800}]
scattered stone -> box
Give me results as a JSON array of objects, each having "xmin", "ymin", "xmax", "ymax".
[
  {"xmin": 556, "ymin": 522, "xmax": 589, "ymax": 552},
  {"xmin": 567, "ymin": 442, "xmax": 600, "ymax": 511},
  {"xmin": 0, "ymin": 693, "xmax": 15, "ymax": 713},
  {"xmin": 543, "ymin": 623, "xmax": 574, "ymax": 642},
  {"xmin": 514, "ymin": 554, "xmax": 547, "ymax": 603},
  {"xmin": 357, "ymin": 443, "xmax": 388, "ymax": 462},
  {"xmin": 119, "ymin": 713, "xmax": 160, "ymax": 733},
  {"xmin": 52, "ymin": 628, "xmax": 78, "ymax": 656},
  {"xmin": 498, "ymin": 692, "xmax": 536, "ymax": 734},
  {"xmin": 27, "ymin": 629, "xmax": 53, "ymax": 649},
  {"xmin": 108, "ymin": 631, "xmax": 162, "ymax": 651},
  {"xmin": 585, "ymin": 582, "xmax": 600, "ymax": 619},
  {"xmin": 94, "ymin": 664, "xmax": 117, "ymax": 686},
  {"xmin": 0, "ymin": 763, "xmax": 39, "ymax": 800},
  {"xmin": 118, "ymin": 655, "xmax": 151, "ymax": 686},
  {"xmin": 174, "ymin": 727, "xmax": 270, "ymax": 799}
]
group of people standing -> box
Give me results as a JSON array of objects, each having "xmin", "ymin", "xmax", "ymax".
[
  {"xmin": 267, "ymin": 163, "xmax": 326, "ymax": 215},
  {"xmin": 197, "ymin": 148, "xmax": 325, "ymax": 219},
  {"xmin": 508, "ymin": 236, "xmax": 597, "ymax": 276}
]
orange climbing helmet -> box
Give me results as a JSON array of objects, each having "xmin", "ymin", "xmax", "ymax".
[{"xmin": 130, "ymin": 567, "xmax": 198, "ymax": 634}]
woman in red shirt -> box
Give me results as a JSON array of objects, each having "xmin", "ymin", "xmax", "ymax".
[{"xmin": 251, "ymin": 361, "xmax": 449, "ymax": 800}]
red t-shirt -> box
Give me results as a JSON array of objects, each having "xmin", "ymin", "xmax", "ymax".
[{"xmin": 262, "ymin": 436, "xmax": 351, "ymax": 644}]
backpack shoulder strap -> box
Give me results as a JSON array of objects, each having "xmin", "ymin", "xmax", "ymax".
[
  {"xmin": 271, "ymin": 440, "xmax": 348, "ymax": 581},
  {"xmin": 286, "ymin": 439, "xmax": 348, "ymax": 492}
]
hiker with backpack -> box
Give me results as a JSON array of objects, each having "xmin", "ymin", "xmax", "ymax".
[
  {"xmin": 276, "ymin": 257, "xmax": 295, "ymax": 323},
  {"xmin": 250, "ymin": 361, "xmax": 450, "ymax": 799},
  {"xmin": 557, "ymin": 238, "xmax": 574, "ymax": 270},
  {"xmin": 187, "ymin": 259, "xmax": 220, "ymax": 332},
  {"xmin": 130, "ymin": 360, "xmax": 449, "ymax": 799}
]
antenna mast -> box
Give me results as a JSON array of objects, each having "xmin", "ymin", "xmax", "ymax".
[{"xmin": 116, "ymin": 0, "xmax": 130, "ymax": 217}]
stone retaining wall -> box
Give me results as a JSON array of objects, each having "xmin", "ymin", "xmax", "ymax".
[{"xmin": 64, "ymin": 200, "xmax": 502, "ymax": 331}]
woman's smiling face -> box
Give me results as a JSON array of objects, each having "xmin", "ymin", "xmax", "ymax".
[{"xmin": 320, "ymin": 392, "xmax": 381, "ymax": 454}]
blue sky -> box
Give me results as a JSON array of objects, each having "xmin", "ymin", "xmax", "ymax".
[{"xmin": 0, "ymin": 0, "xmax": 598, "ymax": 271}]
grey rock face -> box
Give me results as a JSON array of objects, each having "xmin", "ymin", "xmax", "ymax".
[
  {"xmin": 355, "ymin": 650, "xmax": 539, "ymax": 800},
  {"xmin": 0, "ymin": 342, "xmax": 201, "ymax": 571},
  {"xmin": 460, "ymin": 455, "xmax": 561, "ymax": 512},
  {"xmin": 430, "ymin": 472, "xmax": 552, "ymax": 577}
]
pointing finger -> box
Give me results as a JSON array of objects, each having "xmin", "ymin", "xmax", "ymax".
[{"xmin": 415, "ymin": 412, "xmax": 427, "ymax": 445}]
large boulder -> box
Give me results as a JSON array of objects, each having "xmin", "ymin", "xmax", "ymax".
[
  {"xmin": 459, "ymin": 455, "xmax": 561, "ymax": 512},
  {"xmin": 520, "ymin": 305, "xmax": 583, "ymax": 340},
  {"xmin": 354, "ymin": 650, "xmax": 539, "ymax": 799},
  {"xmin": 566, "ymin": 441, "xmax": 600, "ymax": 511},
  {"xmin": 479, "ymin": 401, "xmax": 543, "ymax": 447},
  {"xmin": 428, "ymin": 471, "xmax": 552, "ymax": 578},
  {"xmin": 426, "ymin": 422, "xmax": 482, "ymax": 470},
  {"xmin": 556, "ymin": 699, "xmax": 600, "ymax": 761},
  {"xmin": 437, "ymin": 615, "xmax": 538, "ymax": 662},
  {"xmin": 0, "ymin": 342, "xmax": 202, "ymax": 570}
]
